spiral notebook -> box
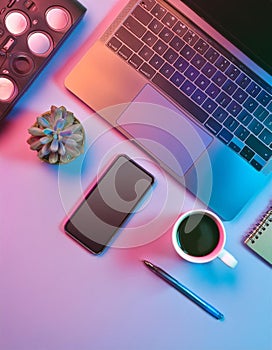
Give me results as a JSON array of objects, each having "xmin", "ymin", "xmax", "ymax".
[{"xmin": 244, "ymin": 204, "xmax": 272, "ymax": 265}]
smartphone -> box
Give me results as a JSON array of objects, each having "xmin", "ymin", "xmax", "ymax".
[{"xmin": 64, "ymin": 155, "xmax": 154, "ymax": 254}]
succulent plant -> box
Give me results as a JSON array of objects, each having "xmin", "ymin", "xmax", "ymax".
[{"xmin": 27, "ymin": 105, "xmax": 85, "ymax": 164}]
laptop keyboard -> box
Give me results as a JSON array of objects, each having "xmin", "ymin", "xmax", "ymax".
[{"xmin": 106, "ymin": 0, "xmax": 272, "ymax": 171}]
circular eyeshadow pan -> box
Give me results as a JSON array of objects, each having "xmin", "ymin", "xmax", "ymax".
[
  {"xmin": 12, "ymin": 54, "xmax": 34, "ymax": 75},
  {"xmin": 0, "ymin": 77, "xmax": 16, "ymax": 101},
  {"xmin": 46, "ymin": 7, "xmax": 71, "ymax": 31},
  {"xmin": 5, "ymin": 11, "xmax": 28, "ymax": 35},
  {"xmin": 27, "ymin": 32, "xmax": 52, "ymax": 56}
]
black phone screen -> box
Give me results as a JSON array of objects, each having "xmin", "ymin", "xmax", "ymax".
[
  {"xmin": 181, "ymin": 0, "xmax": 272, "ymax": 75},
  {"xmin": 64, "ymin": 155, "xmax": 154, "ymax": 254}
]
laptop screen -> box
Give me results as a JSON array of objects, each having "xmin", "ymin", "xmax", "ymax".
[{"xmin": 181, "ymin": 0, "xmax": 272, "ymax": 76}]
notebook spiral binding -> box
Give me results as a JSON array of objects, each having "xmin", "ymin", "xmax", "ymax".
[{"xmin": 244, "ymin": 205, "xmax": 272, "ymax": 244}]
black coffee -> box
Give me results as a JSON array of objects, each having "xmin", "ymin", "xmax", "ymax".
[{"xmin": 177, "ymin": 213, "xmax": 220, "ymax": 257}]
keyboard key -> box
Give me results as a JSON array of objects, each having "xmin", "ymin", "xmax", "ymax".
[
  {"xmin": 253, "ymin": 105, "xmax": 269, "ymax": 122},
  {"xmin": 225, "ymin": 64, "xmax": 240, "ymax": 80},
  {"xmin": 202, "ymin": 98, "xmax": 217, "ymax": 113},
  {"xmin": 243, "ymin": 96, "xmax": 258, "ymax": 113},
  {"xmin": 142, "ymin": 31, "xmax": 157, "ymax": 47},
  {"xmin": 180, "ymin": 80, "xmax": 196, "ymax": 96},
  {"xmin": 248, "ymin": 119, "xmax": 264, "ymax": 135},
  {"xmin": 139, "ymin": 45, "xmax": 154, "ymax": 61},
  {"xmin": 250, "ymin": 158, "xmax": 263, "ymax": 171},
  {"xmin": 149, "ymin": 54, "xmax": 164, "ymax": 69},
  {"xmin": 205, "ymin": 83, "xmax": 220, "ymax": 98},
  {"xmin": 139, "ymin": 62, "xmax": 156, "ymax": 79},
  {"xmin": 245, "ymin": 134, "xmax": 272, "ymax": 161},
  {"xmin": 195, "ymin": 74, "xmax": 210, "ymax": 90},
  {"xmin": 267, "ymin": 101, "xmax": 272, "ymax": 113},
  {"xmin": 204, "ymin": 47, "xmax": 219, "ymax": 63},
  {"xmin": 233, "ymin": 88, "xmax": 248, "ymax": 104},
  {"xmin": 184, "ymin": 66, "xmax": 199, "ymax": 81},
  {"xmin": 264, "ymin": 114, "xmax": 272, "ymax": 131},
  {"xmin": 201, "ymin": 62, "xmax": 216, "ymax": 78},
  {"xmin": 174, "ymin": 57, "xmax": 189, "ymax": 72},
  {"xmin": 212, "ymin": 71, "xmax": 227, "ymax": 87},
  {"xmin": 191, "ymin": 89, "xmax": 207, "ymax": 105},
  {"xmin": 229, "ymin": 141, "xmax": 242, "ymax": 153},
  {"xmin": 213, "ymin": 106, "xmax": 228, "ymax": 123},
  {"xmin": 169, "ymin": 36, "xmax": 185, "ymax": 51},
  {"xmin": 194, "ymin": 39, "xmax": 209, "ymax": 55},
  {"xmin": 183, "ymin": 30, "xmax": 199, "ymax": 46},
  {"xmin": 224, "ymin": 116, "xmax": 239, "ymax": 131},
  {"xmin": 107, "ymin": 37, "xmax": 122, "ymax": 52},
  {"xmin": 170, "ymin": 71, "xmax": 185, "ymax": 87},
  {"xmin": 236, "ymin": 73, "xmax": 251, "ymax": 88},
  {"xmin": 256, "ymin": 90, "xmax": 272, "ymax": 107},
  {"xmin": 163, "ymin": 48, "xmax": 178, "ymax": 63},
  {"xmin": 148, "ymin": 18, "xmax": 163, "ymax": 34},
  {"xmin": 118, "ymin": 45, "xmax": 133, "ymax": 60},
  {"xmin": 240, "ymin": 146, "xmax": 255, "ymax": 161},
  {"xmin": 191, "ymin": 53, "xmax": 206, "ymax": 69},
  {"xmin": 259, "ymin": 128, "xmax": 272, "ymax": 145},
  {"xmin": 216, "ymin": 92, "xmax": 231, "ymax": 108},
  {"xmin": 152, "ymin": 73, "xmax": 209, "ymax": 123},
  {"xmin": 140, "ymin": 0, "xmax": 156, "ymax": 11},
  {"xmin": 218, "ymin": 128, "xmax": 233, "ymax": 144},
  {"xmin": 173, "ymin": 21, "xmax": 188, "ymax": 37},
  {"xmin": 215, "ymin": 56, "xmax": 230, "ymax": 72},
  {"xmin": 151, "ymin": 4, "xmax": 167, "ymax": 19},
  {"xmin": 226, "ymin": 100, "xmax": 242, "ymax": 117},
  {"xmin": 128, "ymin": 54, "xmax": 143, "ymax": 69},
  {"xmin": 115, "ymin": 26, "xmax": 143, "ymax": 52},
  {"xmin": 246, "ymin": 82, "xmax": 261, "ymax": 98},
  {"xmin": 162, "ymin": 12, "xmax": 178, "ymax": 28},
  {"xmin": 180, "ymin": 44, "xmax": 195, "ymax": 60},
  {"xmin": 222, "ymin": 80, "xmax": 237, "ymax": 96},
  {"xmin": 123, "ymin": 15, "xmax": 146, "ymax": 37},
  {"xmin": 235, "ymin": 125, "xmax": 250, "ymax": 141},
  {"xmin": 153, "ymin": 39, "xmax": 168, "ymax": 55},
  {"xmin": 133, "ymin": 5, "xmax": 153, "ymax": 25},
  {"xmin": 205, "ymin": 117, "xmax": 222, "ymax": 134},
  {"xmin": 237, "ymin": 110, "xmax": 253, "ymax": 126},
  {"xmin": 159, "ymin": 27, "xmax": 174, "ymax": 43},
  {"xmin": 160, "ymin": 63, "xmax": 175, "ymax": 78}
]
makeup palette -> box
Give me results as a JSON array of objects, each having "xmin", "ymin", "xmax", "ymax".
[{"xmin": 0, "ymin": 0, "xmax": 86, "ymax": 121}]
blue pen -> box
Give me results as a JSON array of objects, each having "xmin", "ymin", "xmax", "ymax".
[{"xmin": 143, "ymin": 260, "xmax": 224, "ymax": 320}]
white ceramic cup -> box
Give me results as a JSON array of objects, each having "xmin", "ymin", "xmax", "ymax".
[{"xmin": 172, "ymin": 209, "xmax": 238, "ymax": 268}]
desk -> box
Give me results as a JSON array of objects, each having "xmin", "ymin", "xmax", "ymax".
[{"xmin": 0, "ymin": 1, "xmax": 271, "ymax": 349}]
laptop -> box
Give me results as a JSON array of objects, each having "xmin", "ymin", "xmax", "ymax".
[{"xmin": 65, "ymin": 0, "xmax": 272, "ymax": 220}]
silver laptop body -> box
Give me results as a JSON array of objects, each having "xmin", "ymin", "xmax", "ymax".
[{"xmin": 65, "ymin": 0, "xmax": 272, "ymax": 220}]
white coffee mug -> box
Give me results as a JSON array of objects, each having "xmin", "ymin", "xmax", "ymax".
[{"xmin": 172, "ymin": 209, "xmax": 238, "ymax": 268}]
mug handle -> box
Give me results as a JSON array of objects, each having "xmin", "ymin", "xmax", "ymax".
[{"xmin": 218, "ymin": 249, "xmax": 238, "ymax": 268}]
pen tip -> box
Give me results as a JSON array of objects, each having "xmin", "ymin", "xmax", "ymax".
[
  {"xmin": 218, "ymin": 313, "xmax": 225, "ymax": 321},
  {"xmin": 142, "ymin": 260, "xmax": 154, "ymax": 268}
]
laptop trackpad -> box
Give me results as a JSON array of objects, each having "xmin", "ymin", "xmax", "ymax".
[{"xmin": 117, "ymin": 84, "xmax": 213, "ymax": 177}]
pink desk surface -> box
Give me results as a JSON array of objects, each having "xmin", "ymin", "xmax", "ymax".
[{"xmin": 0, "ymin": 1, "xmax": 271, "ymax": 349}]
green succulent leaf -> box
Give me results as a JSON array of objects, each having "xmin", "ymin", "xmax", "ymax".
[
  {"xmin": 54, "ymin": 118, "xmax": 66, "ymax": 131},
  {"xmin": 30, "ymin": 139, "xmax": 42, "ymax": 150},
  {"xmin": 49, "ymin": 152, "xmax": 59, "ymax": 164},
  {"xmin": 38, "ymin": 144, "xmax": 51, "ymax": 158},
  {"xmin": 50, "ymin": 138, "xmax": 59, "ymax": 152},
  {"xmin": 43, "ymin": 128, "xmax": 54, "ymax": 135},
  {"xmin": 28, "ymin": 127, "xmax": 45, "ymax": 136},
  {"xmin": 40, "ymin": 136, "xmax": 53, "ymax": 145},
  {"xmin": 37, "ymin": 116, "xmax": 50, "ymax": 128},
  {"xmin": 58, "ymin": 141, "xmax": 66, "ymax": 156},
  {"xmin": 69, "ymin": 134, "xmax": 84, "ymax": 142}
]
